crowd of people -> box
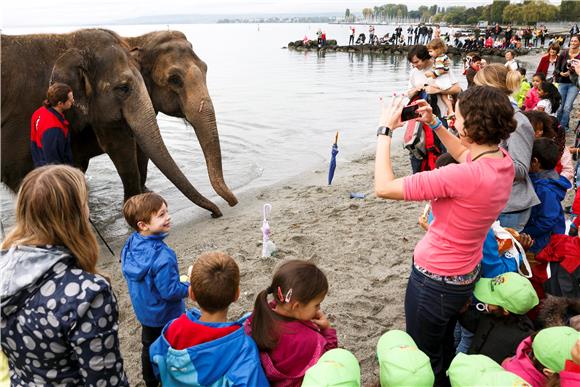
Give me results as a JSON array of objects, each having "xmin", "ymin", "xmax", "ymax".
[{"xmin": 1, "ymin": 31, "xmax": 580, "ymax": 387}]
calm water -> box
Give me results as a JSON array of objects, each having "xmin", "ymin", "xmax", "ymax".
[{"xmin": 1, "ymin": 23, "xmax": 467, "ymax": 238}]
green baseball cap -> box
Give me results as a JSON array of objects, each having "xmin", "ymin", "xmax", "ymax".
[
  {"xmin": 532, "ymin": 326, "xmax": 580, "ymax": 372},
  {"xmin": 473, "ymin": 272, "xmax": 539, "ymax": 315},
  {"xmin": 301, "ymin": 348, "xmax": 360, "ymax": 387},
  {"xmin": 377, "ymin": 330, "xmax": 434, "ymax": 387},
  {"xmin": 447, "ymin": 353, "xmax": 531, "ymax": 386}
]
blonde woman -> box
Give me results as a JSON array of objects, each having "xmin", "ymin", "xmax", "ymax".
[
  {"xmin": 0, "ymin": 165, "xmax": 128, "ymax": 386},
  {"xmin": 475, "ymin": 64, "xmax": 540, "ymax": 231}
]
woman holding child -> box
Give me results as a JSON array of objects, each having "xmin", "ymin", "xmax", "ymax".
[
  {"xmin": 0, "ymin": 165, "xmax": 128, "ymax": 386},
  {"xmin": 374, "ymin": 86, "xmax": 516, "ymax": 385}
]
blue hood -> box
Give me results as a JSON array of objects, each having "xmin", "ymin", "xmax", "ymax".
[
  {"xmin": 121, "ymin": 232, "xmax": 167, "ymax": 281},
  {"xmin": 150, "ymin": 309, "xmax": 268, "ymax": 386},
  {"xmin": 529, "ymin": 171, "xmax": 571, "ymax": 202}
]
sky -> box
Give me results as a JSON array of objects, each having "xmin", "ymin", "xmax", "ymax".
[{"xmin": 1, "ymin": 0, "xmax": 562, "ymax": 27}]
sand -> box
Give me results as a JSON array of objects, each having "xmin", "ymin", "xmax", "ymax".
[
  {"xmin": 99, "ymin": 141, "xmax": 424, "ymax": 386},
  {"xmin": 96, "ymin": 50, "xmax": 580, "ymax": 386}
]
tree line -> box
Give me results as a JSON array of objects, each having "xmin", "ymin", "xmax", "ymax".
[{"xmin": 347, "ymin": 0, "xmax": 579, "ymax": 25}]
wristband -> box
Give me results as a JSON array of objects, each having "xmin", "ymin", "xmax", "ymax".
[{"xmin": 428, "ymin": 117, "xmax": 442, "ymax": 130}]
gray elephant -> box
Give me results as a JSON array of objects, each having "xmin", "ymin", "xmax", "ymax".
[
  {"xmin": 1, "ymin": 29, "xmax": 223, "ymax": 217},
  {"xmin": 126, "ymin": 31, "xmax": 238, "ymax": 208}
]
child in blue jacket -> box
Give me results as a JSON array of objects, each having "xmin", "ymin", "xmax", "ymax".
[
  {"xmin": 149, "ymin": 251, "xmax": 268, "ymax": 386},
  {"xmin": 121, "ymin": 192, "xmax": 189, "ymax": 387},
  {"xmin": 523, "ymin": 138, "xmax": 572, "ymax": 254}
]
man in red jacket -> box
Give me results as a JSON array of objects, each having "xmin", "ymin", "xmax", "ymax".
[{"xmin": 30, "ymin": 82, "xmax": 74, "ymax": 167}]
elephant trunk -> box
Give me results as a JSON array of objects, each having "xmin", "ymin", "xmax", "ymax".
[
  {"xmin": 125, "ymin": 83, "xmax": 222, "ymax": 217},
  {"xmin": 185, "ymin": 98, "xmax": 238, "ymax": 207}
]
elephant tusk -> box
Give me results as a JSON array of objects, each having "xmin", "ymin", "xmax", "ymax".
[{"xmin": 198, "ymin": 99, "xmax": 205, "ymax": 113}]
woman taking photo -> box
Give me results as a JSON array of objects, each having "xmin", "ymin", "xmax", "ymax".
[
  {"xmin": 374, "ymin": 86, "xmax": 516, "ymax": 386},
  {"xmin": 0, "ymin": 165, "xmax": 128, "ymax": 386},
  {"xmin": 474, "ymin": 63, "xmax": 539, "ymax": 231}
]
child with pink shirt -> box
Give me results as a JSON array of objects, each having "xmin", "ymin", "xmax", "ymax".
[
  {"xmin": 245, "ymin": 260, "xmax": 337, "ymax": 386},
  {"xmin": 523, "ymin": 73, "xmax": 545, "ymax": 111}
]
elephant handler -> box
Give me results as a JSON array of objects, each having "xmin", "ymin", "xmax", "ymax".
[{"xmin": 30, "ymin": 82, "xmax": 75, "ymax": 167}]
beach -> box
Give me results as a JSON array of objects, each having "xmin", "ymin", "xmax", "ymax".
[
  {"xmin": 95, "ymin": 50, "xmax": 580, "ymax": 386},
  {"xmin": 100, "ymin": 140, "xmax": 423, "ymax": 385}
]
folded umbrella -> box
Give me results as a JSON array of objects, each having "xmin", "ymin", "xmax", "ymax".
[{"xmin": 328, "ymin": 131, "xmax": 339, "ymax": 185}]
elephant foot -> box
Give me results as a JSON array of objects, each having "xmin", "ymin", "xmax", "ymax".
[{"xmin": 211, "ymin": 209, "xmax": 223, "ymax": 218}]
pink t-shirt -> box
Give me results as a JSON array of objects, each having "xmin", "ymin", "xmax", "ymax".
[{"xmin": 403, "ymin": 148, "xmax": 514, "ymax": 275}]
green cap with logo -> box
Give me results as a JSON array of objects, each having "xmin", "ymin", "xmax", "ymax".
[
  {"xmin": 473, "ymin": 272, "xmax": 539, "ymax": 315},
  {"xmin": 532, "ymin": 326, "xmax": 580, "ymax": 372},
  {"xmin": 377, "ymin": 330, "xmax": 434, "ymax": 387},
  {"xmin": 447, "ymin": 353, "xmax": 531, "ymax": 386},
  {"xmin": 301, "ymin": 348, "xmax": 360, "ymax": 387}
]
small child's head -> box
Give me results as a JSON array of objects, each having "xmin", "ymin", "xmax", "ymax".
[
  {"xmin": 530, "ymin": 137, "xmax": 560, "ymax": 173},
  {"xmin": 532, "ymin": 72, "xmax": 546, "ymax": 89},
  {"xmin": 189, "ymin": 251, "xmax": 240, "ymax": 313},
  {"xmin": 473, "ymin": 272, "xmax": 539, "ymax": 316},
  {"xmin": 123, "ymin": 192, "xmax": 169, "ymax": 235},
  {"xmin": 517, "ymin": 67, "xmax": 527, "ymax": 79},
  {"xmin": 523, "ymin": 110, "xmax": 556, "ymax": 138},
  {"xmin": 505, "ymin": 50, "xmax": 516, "ymax": 61},
  {"xmin": 427, "ymin": 38, "xmax": 446, "ymax": 58},
  {"xmin": 448, "ymin": 353, "xmax": 529, "ymax": 385},
  {"xmin": 538, "ymin": 81, "xmax": 561, "ymax": 112},
  {"xmin": 531, "ymin": 327, "xmax": 580, "ymax": 377},
  {"xmin": 377, "ymin": 330, "xmax": 434, "ymax": 386},
  {"xmin": 251, "ymin": 260, "xmax": 328, "ymax": 350}
]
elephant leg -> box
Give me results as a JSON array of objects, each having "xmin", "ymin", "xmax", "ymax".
[
  {"xmin": 95, "ymin": 130, "xmax": 142, "ymax": 201},
  {"xmin": 71, "ymin": 128, "xmax": 103, "ymax": 173},
  {"xmin": 136, "ymin": 145, "xmax": 150, "ymax": 192}
]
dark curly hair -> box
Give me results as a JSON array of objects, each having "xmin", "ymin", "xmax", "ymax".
[{"xmin": 456, "ymin": 86, "xmax": 517, "ymax": 146}]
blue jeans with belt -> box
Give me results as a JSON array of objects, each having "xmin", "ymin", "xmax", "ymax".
[{"xmin": 405, "ymin": 265, "xmax": 475, "ymax": 387}]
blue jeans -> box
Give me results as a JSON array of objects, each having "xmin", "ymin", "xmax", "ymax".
[
  {"xmin": 405, "ymin": 266, "xmax": 475, "ymax": 387},
  {"xmin": 498, "ymin": 208, "xmax": 532, "ymax": 233},
  {"xmin": 557, "ymin": 83, "xmax": 579, "ymax": 131},
  {"xmin": 454, "ymin": 323, "xmax": 474, "ymax": 354}
]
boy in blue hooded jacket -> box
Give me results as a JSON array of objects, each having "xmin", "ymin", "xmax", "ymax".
[
  {"xmin": 523, "ymin": 138, "xmax": 572, "ymax": 254},
  {"xmin": 121, "ymin": 192, "xmax": 189, "ymax": 387},
  {"xmin": 149, "ymin": 251, "xmax": 268, "ymax": 386}
]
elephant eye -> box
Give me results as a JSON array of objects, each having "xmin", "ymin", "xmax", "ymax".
[
  {"xmin": 115, "ymin": 83, "xmax": 131, "ymax": 94},
  {"xmin": 168, "ymin": 74, "xmax": 183, "ymax": 87}
]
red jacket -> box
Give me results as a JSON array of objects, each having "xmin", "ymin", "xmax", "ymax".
[
  {"xmin": 30, "ymin": 106, "xmax": 73, "ymax": 167},
  {"xmin": 536, "ymin": 54, "xmax": 555, "ymax": 78}
]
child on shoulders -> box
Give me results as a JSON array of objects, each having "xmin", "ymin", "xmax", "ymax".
[
  {"xmin": 121, "ymin": 192, "xmax": 190, "ymax": 387},
  {"xmin": 245, "ymin": 260, "xmax": 338, "ymax": 386},
  {"xmin": 523, "ymin": 138, "xmax": 572, "ymax": 254},
  {"xmin": 424, "ymin": 38, "xmax": 455, "ymax": 118},
  {"xmin": 149, "ymin": 251, "xmax": 268, "ymax": 386}
]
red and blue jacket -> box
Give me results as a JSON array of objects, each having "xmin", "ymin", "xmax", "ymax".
[{"xmin": 30, "ymin": 106, "xmax": 73, "ymax": 167}]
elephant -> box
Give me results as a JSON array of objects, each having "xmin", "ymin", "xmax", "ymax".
[
  {"xmin": 1, "ymin": 29, "xmax": 223, "ymax": 217},
  {"xmin": 125, "ymin": 31, "xmax": 238, "ymax": 208}
]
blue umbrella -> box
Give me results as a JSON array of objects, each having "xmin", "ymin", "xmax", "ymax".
[{"xmin": 328, "ymin": 131, "xmax": 339, "ymax": 185}]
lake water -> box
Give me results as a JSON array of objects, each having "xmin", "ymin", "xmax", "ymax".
[{"xmin": 1, "ymin": 23, "xmax": 468, "ymax": 239}]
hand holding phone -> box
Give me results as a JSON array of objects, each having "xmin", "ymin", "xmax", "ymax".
[{"xmin": 401, "ymin": 104, "xmax": 419, "ymax": 121}]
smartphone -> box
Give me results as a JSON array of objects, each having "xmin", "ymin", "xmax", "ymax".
[{"xmin": 401, "ymin": 104, "xmax": 419, "ymax": 122}]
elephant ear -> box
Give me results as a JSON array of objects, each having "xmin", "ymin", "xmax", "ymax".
[{"xmin": 50, "ymin": 48, "xmax": 93, "ymax": 118}]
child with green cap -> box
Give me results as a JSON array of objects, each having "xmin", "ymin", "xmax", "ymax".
[
  {"xmin": 376, "ymin": 330, "xmax": 434, "ymax": 387},
  {"xmin": 503, "ymin": 326, "xmax": 580, "ymax": 387},
  {"xmin": 447, "ymin": 353, "xmax": 531, "ymax": 386},
  {"xmin": 458, "ymin": 272, "xmax": 538, "ymax": 364},
  {"xmin": 301, "ymin": 348, "xmax": 360, "ymax": 387}
]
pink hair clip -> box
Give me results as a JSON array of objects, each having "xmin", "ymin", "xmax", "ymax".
[{"xmin": 277, "ymin": 286, "xmax": 285, "ymax": 303}]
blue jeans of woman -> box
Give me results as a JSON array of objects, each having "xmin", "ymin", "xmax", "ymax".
[
  {"xmin": 557, "ymin": 82, "xmax": 579, "ymax": 131},
  {"xmin": 498, "ymin": 208, "xmax": 532, "ymax": 233},
  {"xmin": 405, "ymin": 266, "xmax": 475, "ymax": 387}
]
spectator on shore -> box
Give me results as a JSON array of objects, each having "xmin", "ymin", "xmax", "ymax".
[
  {"xmin": 536, "ymin": 43, "xmax": 560, "ymax": 82},
  {"xmin": 369, "ymin": 25, "xmax": 375, "ymax": 45},
  {"xmin": 349, "ymin": 26, "xmax": 355, "ymax": 45},
  {"xmin": 554, "ymin": 34, "xmax": 579, "ymax": 131},
  {"xmin": 493, "ymin": 23, "xmax": 502, "ymax": 39},
  {"xmin": 505, "ymin": 50, "xmax": 520, "ymax": 71},
  {"xmin": 407, "ymin": 25, "xmax": 414, "ymax": 45},
  {"xmin": 474, "ymin": 64, "xmax": 540, "ymax": 232},
  {"xmin": 434, "ymin": 24, "xmax": 441, "ymax": 40},
  {"xmin": 373, "ymin": 86, "xmax": 517, "ymax": 385},
  {"xmin": 464, "ymin": 53, "xmax": 482, "ymax": 89},
  {"xmin": 0, "ymin": 165, "xmax": 128, "ymax": 386}
]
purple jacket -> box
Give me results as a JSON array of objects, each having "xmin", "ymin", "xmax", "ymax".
[
  {"xmin": 502, "ymin": 336, "xmax": 547, "ymax": 387},
  {"xmin": 244, "ymin": 316, "xmax": 337, "ymax": 387}
]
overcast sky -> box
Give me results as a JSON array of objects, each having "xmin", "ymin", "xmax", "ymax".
[{"xmin": 2, "ymin": 0, "xmax": 562, "ymax": 27}]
